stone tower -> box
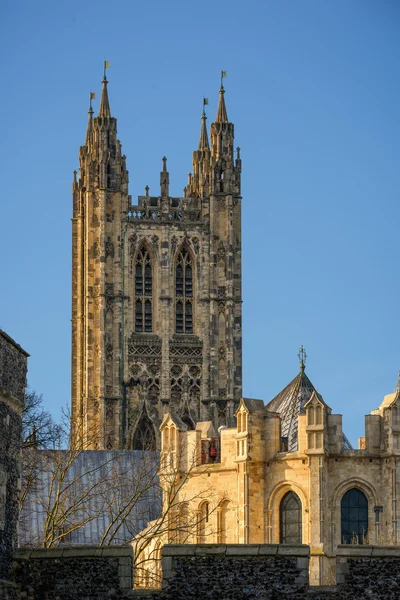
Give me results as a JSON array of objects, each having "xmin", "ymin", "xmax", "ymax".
[{"xmin": 71, "ymin": 73, "xmax": 242, "ymax": 450}]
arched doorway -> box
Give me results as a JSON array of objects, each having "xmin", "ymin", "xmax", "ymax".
[
  {"xmin": 341, "ymin": 488, "xmax": 368, "ymax": 544},
  {"xmin": 280, "ymin": 491, "xmax": 302, "ymax": 544}
]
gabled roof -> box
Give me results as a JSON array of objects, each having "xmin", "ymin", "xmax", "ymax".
[
  {"xmin": 236, "ymin": 397, "xmax": 265, "ymax": 415},
  {"xmin": 160, "ymin": 411, "xmax": 188, "ymax": 431},
  {"xmin": 303, "ymin": 389, "xmax": 330, "ymax": 410}
]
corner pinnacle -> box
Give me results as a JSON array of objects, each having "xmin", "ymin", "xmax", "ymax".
[
  {"xmin": 98, "ymin": 75, "xmax": 111, "ymax": 118},
  {"xmin": 216, "ymin": 84, "xmax": 228, "ymax": 123},
  {"xmin": 198, "ymin": 110, "xmax": 209, "ymax": 151}
]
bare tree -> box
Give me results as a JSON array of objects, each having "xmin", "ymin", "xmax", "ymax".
[
  {"xmin": 22, "ymin": 388, "xmax": 61, "ymax": 449},
  {"xmin": 132, "ymin": 439, "xmax": 227, "ymax": 589},
  {"xmin": 19, "ymin": 414, "xmax": 159, "ymax": 548}
]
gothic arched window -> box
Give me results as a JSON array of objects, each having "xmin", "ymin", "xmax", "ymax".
[
  {"xmin": 175, "ymin": 248, "xmax": 193, "ymax": 334},
  {"xmin": 135, "ymin": 247, "xmax": 152, "ymax": 333},
  {"xmin": 132, "ymin": 412, "xmax": 156, "ymax": 451},
  {"xmin": 341, "ymin": 488, "xmax": 368, "ymax": 544},
  {"xmin": 280, "ymin": 491, "xmax": 302, "ymax": 544}
]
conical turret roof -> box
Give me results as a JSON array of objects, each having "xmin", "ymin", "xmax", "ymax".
[
  {"xmin": 267, "ymin": 369, "xmax": 316, "ymax": 452},
  {"xmin": 266, "ymin": 367, "xmax": 352, "ymax": 452}
]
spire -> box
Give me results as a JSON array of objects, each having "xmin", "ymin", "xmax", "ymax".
[
  {"xmin": 396, "ymin": 372, "xmax": 400, "ymax": 393},
  {"xmin": 198, "ymin": 110, "xmax": 209, "ymax": 150},
  {"xmin": 98, "ymin": 75, "xmax": 111, "ymax": 118},
  {"xmin": 216, "ymin": 84, "xmax": 228, "ymax": 123},
  {"xmin": 85, "ymin": 96, "xmax": 94, "ymax": 145},
  {"xmin": 160, "ymin": 156, "xmax": 169, "ymax": 197}
]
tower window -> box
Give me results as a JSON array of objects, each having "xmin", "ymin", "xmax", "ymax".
[
  {"xmin": 135, "ymin": 247, "xmax": 152, "ymax": 333},
  {"xmin": 175, "ymin": 248, "xmax": 193, "ymax": 334}
]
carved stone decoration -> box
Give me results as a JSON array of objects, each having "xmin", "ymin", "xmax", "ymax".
[
  {"xmin": 218, "ymin": 301, "xmax": 226, "ymax": 315},
  {"xmin": 94, "ymin": 297, "xmax": 101, "ymax": 311},
  {"xmin": 151, "ymin": 235, "xmax": 159, "ymax": 254},
  {"xmin": 105, "ymin": 238, "xmax": 114, "ymax": 259},
  {"xmin": 106, "ymin": 192, "xmax": 112, "ymax": 206},
  {"xmin": 130, "ymin": 363, "xmax": 142, "ymax": 377},
  {"xmin": 129, "ymin": 233, "xmax": 137, "ymax": 256},
  {"xmin": 93, "ymin": 194, "xmax": 100, "ymax": 208},
  {"xmin": 217, "ymin": 286, "xmax": 226, "ymax": 299},
  {"xmin": 171, "ymin": 235, "xmax": 178, "ymax": 255},
  {"xmin": 192, "ymin": 237, "xmax": 200, "ymax": 254},
  {"xmin": 148, "ymin": 363, "xmax": 160, "ymax": 377},
  {"xmin": 106, "ymin": 436, "xmax": 113, "ymax": 450},
  {"xmin": 217, "ymin": 241, "xmax": 226, "ymax": 262},
  {"xmin": 93, "ymin": 241, "xmax": 101, "ymax": 258},
  {"xmin": 106, "ymin": 297, "xmax": 114, "ymax": 311},
  {"xmin": 92, "ymin": 400, "xmax": 99, "ymax": 412},
  {"xmin": 106, "ymin": 403, "xmax": 114, "ymax": 420},
  {"xmin": 106, "ymin": 385, "xmax": 113, "ymax": 397},
  {"xmin": 93, "ymin": 284, "xmax": 101, "ymax": 297},
  {"xmin": 106, "ymin": 340, "xmax": 113, "ymax": 360},
  {"xmin": 171, "ymin": 365, "xmax": 183, "ymax": 378},
  {"xmin": 105, "ymin": 283, "xmax": 114, "ymax": 296},
  {"xmin": 217, "ymin": 196, "xmax": 226, "ymax": 211},
  {"xmin": 93, "ymin": 388, "xmax": 100, "ymax": 399},
  {"xmin": 218, "ymin": 389, "xmax": 226, "ymax": 399},
  {"xmin": 217, "ymin": 400, "xmax": 227, "ymax": 420},
  {"xmin": 92, "ymin": 213, "xmax": 100, "ymax": 228},
  {"xmin": 218, "ymin": 343, "xmax": 226, "ymax": 361},
  {"xmin": 128, "ymin": 334, "xmax": 162, "ymax": 358},
  {"xmin": 94, "ymin": 341, "xmax": 101, "ymax": 358}
]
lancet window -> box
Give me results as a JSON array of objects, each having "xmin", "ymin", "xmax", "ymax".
[
  {"xmin": 280, "ymin": 491, "xmax": 302, "ymax": 544},
  {"xmin": 175, "ymin": 248, "xmax": 193, "ymax": 334},
  {"xmin": 135, "ymin": 246, "xmax": 152, "ymax": 333}
]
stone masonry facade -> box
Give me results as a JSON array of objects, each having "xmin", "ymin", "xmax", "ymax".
[
  {"xmin": 137, "ymin": 367, "xmax": 400, "ymax": 587},
  {"xmin": 71, "ymin": 75, "xmax": 242, "ymax": 450},
  {"xmin": 0, "ymin": 330, "xmax": 28, "ymax": 597}
]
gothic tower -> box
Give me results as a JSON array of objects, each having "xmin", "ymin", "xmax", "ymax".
[{"xmin": 71, "ymin": 73, "xmax": 242, "ymax": 449}]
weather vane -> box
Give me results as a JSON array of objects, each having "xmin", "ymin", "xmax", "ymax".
[
  {"xmin": 103, "ymin": 60, "xmax": 110, "ymax": 79},
  {"xmin": 220, "ymin": 69, "xmax": 227, "ymax": 87},
  {"xmin": 298, "ymin": 345, "xmax": 307, "ymax": 371}
]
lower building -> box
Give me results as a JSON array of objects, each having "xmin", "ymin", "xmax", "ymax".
[{"xmin": 136, "ymin": 358, "xmax": 400, "ymax": 587}]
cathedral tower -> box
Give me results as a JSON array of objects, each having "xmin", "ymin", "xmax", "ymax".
[{"xmin": 71, "ymin": 72, "xmax": 242, "ymax": 449}]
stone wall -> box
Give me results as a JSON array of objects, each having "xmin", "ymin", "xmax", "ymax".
[
  {"xmin": 159, "ymin": 544, "xmax": 309, "ymax": 599},
  {"xmin": 0, "ymin": 331, "xmax": 28, "ymax": 583},
  {"xmin": 0, "ymin": 332, "xmax": 28, "ymax": 406},
  {"xmin": 11, "ymin": 544, "xmax": 400, "ymax": 600},
  {"xmin": 14, "ymin": 547, "xmax": 133, "ymax": 600},
  {"xmin": 335, "ymin": 545, "xmax": 400, "ymax": 599}
]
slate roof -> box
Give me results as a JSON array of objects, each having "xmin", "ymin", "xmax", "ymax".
[
  {"xmin": 20, "ymin": 450, "xmax": 160, "ymax": 547},
  {"xmin": 266, "ymin": 368, "xmax": 352, "ymax": 452}
]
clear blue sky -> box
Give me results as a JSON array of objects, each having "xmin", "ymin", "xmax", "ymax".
[{"xmin": 1, "ymin": 0, "xmax": 399, "ymax": 446}]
